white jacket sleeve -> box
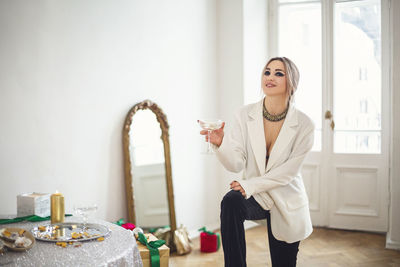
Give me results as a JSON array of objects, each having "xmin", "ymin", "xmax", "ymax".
[
  {"xmin": 214, "ymin": 111, "xmax": 247, "ymax": 173},
  {"xmin": 237, "ymin": 125, "xmax": 314, "ymax": 197}
]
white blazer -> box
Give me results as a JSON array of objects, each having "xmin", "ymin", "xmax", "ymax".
[{"xmin": 215, "ymin": 99, "xmax": 314, "ymax": 243}]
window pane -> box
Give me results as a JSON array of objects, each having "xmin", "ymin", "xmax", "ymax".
[
  {"xmin": 279, "ymin": 2, "xmax": 322, "ymax": 151},
  {"xmin": 334, "ymin": 131, "xmax": 380, "ymax": 154},
  {"xmin": 334, "ymin": 0, "xmax": 381, "ymax": 153}
]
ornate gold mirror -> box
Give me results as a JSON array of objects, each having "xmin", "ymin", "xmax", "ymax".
[{"xmin": 123, "ymin": 100, "xmax": 176, "ymax": 237}]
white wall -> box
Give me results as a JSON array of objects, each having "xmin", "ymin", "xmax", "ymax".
[
  {"xmin": 243, "ymin": 0, "xmax": 269, "ymax": 105},
  {"xmin": 0, "ymin": 0, "xmax": 221, "ymax": 234},
  {"xmin": 387, "ymin": 0, "xmax": 400, "ymax": 250},
  {"xmin": 216, "ymin": 0, "xmax": 268, "ymax": 231},
  {"xmin": 215, "ymin": 0, "xmax": 244, "ymax": 219}
]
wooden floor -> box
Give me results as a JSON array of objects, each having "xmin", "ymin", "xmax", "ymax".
[{"xmin": 170, "ymin": 226, "xmax": 400, "ymax": 267}]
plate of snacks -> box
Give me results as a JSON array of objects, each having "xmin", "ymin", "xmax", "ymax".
[
  {"xmin": 31, "ymin": 223, "xmax": 110, "ymax": 242},
  {"xmin": 0, "ymin": 228, "xmax": 35, "ymax": 251}
]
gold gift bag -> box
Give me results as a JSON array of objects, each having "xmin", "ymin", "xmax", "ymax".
[{"xmin": 174, "ymin": 224, "xmax": 192, "ymax": 255}]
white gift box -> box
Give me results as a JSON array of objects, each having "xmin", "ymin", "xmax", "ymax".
[{"xmin": 17, "ymin": 193, "xmax": 51, "ymax": 217}]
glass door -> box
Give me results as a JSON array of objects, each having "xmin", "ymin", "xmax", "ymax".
[{"xmin": 328, "ymin": 0, "xmax": 388, "ymax": 231}]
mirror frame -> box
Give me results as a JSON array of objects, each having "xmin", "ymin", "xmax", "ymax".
[{"xmin": 123, "ymin": 99, "xmax": 177, "ymax": 235}]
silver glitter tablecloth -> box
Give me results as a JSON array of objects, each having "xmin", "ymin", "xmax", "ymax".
[{"xmin": 0, "ymin": 218, "xmax": 143, "ymax": 267}]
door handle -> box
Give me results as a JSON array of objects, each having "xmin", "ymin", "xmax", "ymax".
[
  {"xmin": 330, "ymin": 120, "xmax": 335, "ymax": 130},
  {"xmin": 325, "ymin": 110, "xmax": 335, "ymax": 130}
]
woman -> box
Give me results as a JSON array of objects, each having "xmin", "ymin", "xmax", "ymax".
[{"xmin": 200, "ymin": 57, "xmax": 314, "ymax": 266}]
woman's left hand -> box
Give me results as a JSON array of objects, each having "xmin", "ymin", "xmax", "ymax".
[{"xmin": 230, "ymin": 181, "xmax": 246, "ymax": 197}]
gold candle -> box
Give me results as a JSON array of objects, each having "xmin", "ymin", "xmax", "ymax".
[{"xmin": 51, "ymin": 191, "xmax": 65, "ymax": 224}]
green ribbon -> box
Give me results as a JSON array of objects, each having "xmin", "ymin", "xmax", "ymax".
[
  {"xmin": 216, "ymin": 232, "xmax": 221, "ymax": 250},
  {"xmin": 0, "ymin": 214, "xmax": 72, "ymax": 225},
  {"xmin": 198, "ymin": 226, "xmax": 214, "ymax": 236},
  {"xmin": 114, "ymin": 218, "xmax": 125, "ymax": 226},
  {"xmin": 198, "ymin": 227, "xmax": 220, "ymax": 250},
  {"xmin": 138, "ymin": 232, "xmax": 166, "ymax": 267}
]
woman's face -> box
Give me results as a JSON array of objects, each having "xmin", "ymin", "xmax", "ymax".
[{"xmin": 262, "ymin": 60, "xmax": 287, "ymax": 98}]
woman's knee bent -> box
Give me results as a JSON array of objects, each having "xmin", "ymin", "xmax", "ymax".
[{"xmin": 221, "ymin": 190, "xmax": 244, "ymax": 210}]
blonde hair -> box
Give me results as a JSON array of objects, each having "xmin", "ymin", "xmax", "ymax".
[{"xmin": 262, "ymin": 57, "xmax": 300, "ymax": 102}]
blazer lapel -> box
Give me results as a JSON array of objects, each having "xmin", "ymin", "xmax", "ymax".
[
  {"xmin": 247, "ymin": 100, "xmax": 266, "ymax": 175},
  {"xmin": 266, "ymin": 105, "xmax": 298, "ymax": 173}
]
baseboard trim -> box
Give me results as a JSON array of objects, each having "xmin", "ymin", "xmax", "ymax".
[
  {"xmin": 386, "ymin": 236, "xmax": 400, "ymax": 250},
  {"xmin": 244, "ymin": 220, "xmax": 260, "ymax": 230}
]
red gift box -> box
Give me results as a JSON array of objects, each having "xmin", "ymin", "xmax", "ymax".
[{"xmin": 199, "ymin": 227, "xmax": 220, "ymax": 253}]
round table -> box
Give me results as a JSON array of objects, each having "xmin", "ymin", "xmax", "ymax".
[{"xmin": 0, "ymin": 218, "xmax": 143, "ymax": 266}]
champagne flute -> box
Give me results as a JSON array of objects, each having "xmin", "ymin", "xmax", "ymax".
[{"xmin": 198, "ymin": 119, "xmax": 223, "ymax": 154}]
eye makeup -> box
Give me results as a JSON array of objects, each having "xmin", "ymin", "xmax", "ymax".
[{"xmin": 264, "ymin": 68, "xmax": 285, "ymax": 77}]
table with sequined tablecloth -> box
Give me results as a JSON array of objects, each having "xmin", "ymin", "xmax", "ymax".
[{"xmin": 0, "ymin": 218, "xmax": 143, "ymax": 267}]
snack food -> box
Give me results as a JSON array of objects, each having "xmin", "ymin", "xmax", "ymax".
[
  {"xmin": 0, "ymin": 228, "xmax": 35, "ymax": 252},
  {"xmin": 31, "ymin": 223, "xmax": 109, "ymax": 243},
  {"xmin": 0, "ymin": 228, "xmax": 19, "ymax": 241},
  {"xmin": 15, "ymin": 236, "xmax": 32, "ymax": 248},
  {"xmin": 56, "ymin": 242, "xmax": 67, "ymax": 248},
  {"xmin": 71, "ymin": 232, "xmax": 82, "ymax": 239}
]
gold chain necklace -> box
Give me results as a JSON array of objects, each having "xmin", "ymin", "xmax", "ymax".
[{"xmin": 263, "ymin": 102, "xmax": 289, "ymax": 122}]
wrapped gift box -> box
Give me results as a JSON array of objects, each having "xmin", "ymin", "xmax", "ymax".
[
  {"xmin": 137, "ymin": 233, "xmax": 169, "ymax": 267},
  {"xmin": 200, "ymin": 231, "xmax": 220, "ymax": 253},
  {"xmin": 17, "ymin": 193, "xmax": 51, "ymax": 217}
]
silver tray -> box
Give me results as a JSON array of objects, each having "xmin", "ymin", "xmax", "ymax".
[{"xmin": 31, "ymin": 222, "xmax": 110, "ymax": 242}]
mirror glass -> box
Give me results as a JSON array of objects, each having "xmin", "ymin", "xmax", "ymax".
[{"xmin": 129, "ymin": 109, "xmax": 170, "ymax": 229}]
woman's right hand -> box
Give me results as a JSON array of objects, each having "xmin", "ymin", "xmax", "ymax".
[{"xmin": 199, "ymin": 121, "xmax": 225, "ymax": 147}]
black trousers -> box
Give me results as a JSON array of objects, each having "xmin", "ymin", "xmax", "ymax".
[{"xmin": 220, "ymin": 190, "xmax": 300, "ymax": 267}]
